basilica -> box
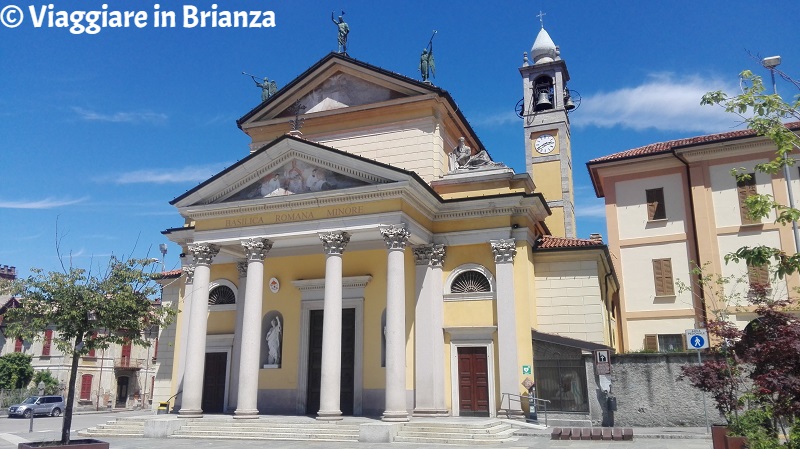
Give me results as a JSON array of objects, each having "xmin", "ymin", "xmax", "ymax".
[{"xmin": 152, "ymin": 24, "xmax": 619, "ymax": 421}]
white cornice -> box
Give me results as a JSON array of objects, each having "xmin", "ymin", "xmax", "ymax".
[{"xmin": 292, "ymin": 275, "xmax": 372, "ymax": 291}]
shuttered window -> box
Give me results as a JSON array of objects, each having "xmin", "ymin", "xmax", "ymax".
[
  {"xmin": 646, "ymin": 188, "xmax": 666, "ymax": 220},
  {"xmin": 14, "ymin": 338, "xmax": 23, "ymax": 353},
  {"xmin": 42, "ymin": 329, "xmax": 52, "ymax": 356},
  {"xmin": 644, "ymin": 335, "xmax": 658, "ymax": 351},
  {"xmin": 737, "ymin": 173, "xmax": 758, "ymax": 225},
  {"xmin": 747, "ymin": 264, "xmax": 770, "ymax": 287},
  {"xmin": 80, "ymin": 374, "xmax": 93, "ymax": 401},
  {"xmin": 652, "ymin": 258, "xmax": 675, "ymax": 296},
  {"xmin": 86, "ymin": 332, "xmax": 97, "ymax": 358}
]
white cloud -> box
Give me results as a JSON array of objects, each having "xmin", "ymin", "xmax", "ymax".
[
  {"xmin": 0, "ymin": 197, "xmax": 88, "ymax": 209},
  {"xmin": 73, "ymin": 107, "xmax": 168, "ymax": 125},
  {"xmin": 97, "ymin": 163, "xmax": 230, "ymax": 185},
  {"xmin": 572, "ymin": 73, "xmax": 742, "ymax": 133},
  {"xmin": 575, "ymin": 203, "xmax": 607, "ymax": 219}
]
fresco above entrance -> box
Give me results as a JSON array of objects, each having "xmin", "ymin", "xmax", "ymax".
[{"xmin": 225, "ymin": 159, "xmax": 369, "ymax": 202}]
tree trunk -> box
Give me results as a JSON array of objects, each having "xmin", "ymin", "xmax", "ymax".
[{"xmin": 62, "ymin": 335, "xmax": 82, "ymax": 444}]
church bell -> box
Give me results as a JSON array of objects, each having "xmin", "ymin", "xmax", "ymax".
[
  {"xmin": 534, "ymin": 91, "xmax": 553, "ymax": 111},
  {"xmin": 564, "ymin": 94, "xmax": 576, "ymax": 111}
]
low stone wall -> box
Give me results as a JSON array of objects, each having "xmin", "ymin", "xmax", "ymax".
[{"xmin": 596, "ymin": 352, "xmax": 722, "ymax": 427}]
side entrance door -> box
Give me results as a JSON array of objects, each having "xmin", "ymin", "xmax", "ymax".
[
  {"xmin": 202, "ymin": 352, "xmax": 227, "ymax": 413},
  {"xmin": 306, "ymin": 308, "xmax": 355, "ymax": 415},
  {"xmin": 457, "ymin": 346, "xmax": 490, "ymax": 417}
]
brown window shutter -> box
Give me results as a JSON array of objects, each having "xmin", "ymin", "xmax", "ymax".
[
  {"xmin": 662, "ymin": 259, "xmax": 675, "ymax": 295},
  {"xmin": 644, "ymin": 334, "xmax": 658, "ymax": 351},
  {"xmin": 737, "ymin": 174, "xmax": 757, "ymax": 224},
  {"xmin": 42, "ymin": 329, "xmax": 52, "ymax": 356},
  {"xmin": 747, "ymin": 264, "xmax": 770, "ymax": 287},
  {"xmin": 646, "ymin": 188, "xmax": 666, "ymax": 220},
  {"xmin": 653, "ymin": 259, "xmax": 664, "ymax": 295}
]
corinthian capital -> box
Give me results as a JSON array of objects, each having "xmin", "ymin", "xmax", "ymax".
[
  {"xmin": 182, "ymin": 266, "xmax": 195, "ymax": 284},
  {"xmin": 413, "ymin": 244, "xmax": 446, "ymax": 267},
  {"xmin": 490, "ymin": 239, "xmax": 516, "ymax": 263},
  {"xmin": 380, "ymin": 224, "xmax": 410, "ymax": 251},
  {"xmin": 241, "ymin": 238, "xmax": 273, "ymax": 262},
  {"xmin": 319, "ymin": 231, "xmax": 350, "ymax": 255},
  {"xmin": 188, "ymin": 243, "xmax": 220, "ymax": 266},
  {"xmin": 236, "ymin": 260, "xmax": 248, "ymax": 277}
]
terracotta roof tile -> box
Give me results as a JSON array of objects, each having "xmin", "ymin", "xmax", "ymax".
[
  {"xmin": 155, "ymin": 269, "xmax": 183, "ymax": 279},
  {"xmin": 589, "ymin": 121, "xmax": 800, "ymax": 164},
  {"xmin": 536, "ymin": 235, "xmax": 604, "ymax": 250}
]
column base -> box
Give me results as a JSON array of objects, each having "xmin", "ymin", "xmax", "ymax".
[
  {"xmin": 178, "ymin": 409, "xmax": 203, "ymax": 418},
  {"xmin": 316, "ymin": 410, "xmax": 343, "ymax": 421},
  {"xmin": 381, "ymin": 410, "xmax": 409, "ymax": 422},
  {"xmin": 412, "ymin": 408, "xmax": 450, "ymax": 417},
  {"xmin": 233, "ymin": 409, "xmax": 260, "ymax": 419}
]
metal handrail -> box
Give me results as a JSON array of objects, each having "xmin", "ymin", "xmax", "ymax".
[{"xmin": 500, "ymin": 392, "xmax": 550, "ymax": 427}]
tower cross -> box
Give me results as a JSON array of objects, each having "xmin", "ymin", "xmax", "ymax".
[{"xmin": 537, "ymin": 10, "xmax": 545, "ymax": 29}]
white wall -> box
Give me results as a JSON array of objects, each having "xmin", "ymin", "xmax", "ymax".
[
  {"xmin": 619, "ymin": 241, "xmax": 694, "ymax": 312},
  {"xmin": 709, "ymin": 158, "xmax": 774, "ymax": 227},
  {"xmin": 627, "ymin": 317, "xmax": 697, "ymax": 351},
  {"xmin": 717, "ymin": 229, "xmax": 788, "ymax": 301},
  {"xmin": 614, "ymin": 173, "xmax": 686, "ymax": 240},
  {"xmin": 534, "ymin": 259, "xmax": 606, "ymax": 344}
]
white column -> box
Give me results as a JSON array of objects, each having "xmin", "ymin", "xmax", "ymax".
[
  {"xmin": 175, "ymin": 264, "xmax": 194, "ymax": 411},
  {"xmin": 412, "ymin": 244, "xmax": 448, "ymax": 416},
  {"xmin": 491, "ymin": 239, "xmax": 523, "ymax": 418},
  {"xmin": 179, "ymin": 243, "xmax": 219, "ymax": 418},
  {"xmin": 235, "ymin": 238, "xmax": 272, "ymax": 418},
  {"xmin": 228, "ymin": 261, "xmax": 248, "ymax": 410},
  {"xmin": 381, "ymin": 224, "xmax": 410, "ymax": 422},
  {"xmin": 317, "ymin": 231, "xmax": 350, "ymax": 421}
]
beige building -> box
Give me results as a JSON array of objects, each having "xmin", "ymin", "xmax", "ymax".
[
  {"xmin": 152, "ymin": 26, "xmax": 618, "ymax": 420},
  {"xmin": 588, "ymin": 123, "xmax": 800, "ymax": 352}
]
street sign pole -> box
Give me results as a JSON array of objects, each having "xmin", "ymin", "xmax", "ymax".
[{"xmin": 698, "ymin": 348, "xmax": 710, "ymax": 433}]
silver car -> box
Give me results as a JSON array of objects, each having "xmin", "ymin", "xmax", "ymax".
[{"xmin": 7, "ymin": 395, "xmax": 65, "ymax": 418}]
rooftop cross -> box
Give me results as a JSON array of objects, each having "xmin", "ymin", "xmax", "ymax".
[{"xmin": 537, "ymin": 10, "xmax": 545, "ymax": 29}]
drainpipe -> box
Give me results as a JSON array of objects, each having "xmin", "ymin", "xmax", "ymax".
[{"xmin": 673, "ymin": 150, "xmax": 709, "ymax": 329}]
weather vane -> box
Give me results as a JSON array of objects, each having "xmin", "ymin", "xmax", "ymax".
[
  {"xmin": 537, "ymin": 10, "xmax": 546, "ymax": 29},
  {"xmin": 289, "ymin": 100, "xmax": 306, "ymax": 132}
]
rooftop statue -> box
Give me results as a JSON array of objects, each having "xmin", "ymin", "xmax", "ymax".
[
  {"xmin": 331, "ymin": 11, "xmax": 349, "ymax": 54},
  {"xmin": 449, "ymin": 137, "xmax": 504, "ymax": 172},
  {"xmin": 420, "ymin": 30, "xmax": 437, "ymax": 82},
  {"xmin": 243, "ymin": 72, "xmax": 278, "ymax": 102}
]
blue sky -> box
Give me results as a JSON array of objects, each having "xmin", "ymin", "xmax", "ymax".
[{"xmin": 1, "ymin": 1, "xmax": 798, "ymax": 276}]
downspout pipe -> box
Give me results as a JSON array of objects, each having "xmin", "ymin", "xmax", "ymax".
[{"xmin": 672, "ymin": 150, "xmax": 708, "ymax": 329}]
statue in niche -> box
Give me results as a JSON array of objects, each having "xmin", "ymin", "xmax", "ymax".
[
  {"xmin": 449, "ymin": 137, "xmax": 502, "ymax": 171},
  {"xmin": 331, "ymin": 11, "xmax": 349, "ymax": 54},
  {"xmin": 265, "ymin": 316, "xmax": 282, "ymax": 366}
]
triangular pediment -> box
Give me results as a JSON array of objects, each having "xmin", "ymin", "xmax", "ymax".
[
  {"xmin": 238, "ymin": 53, "xmax": 440, "ymax": 126},
  {"xmin": 171, "ymin": 135, "xmax": 413, "ymax": 209}
]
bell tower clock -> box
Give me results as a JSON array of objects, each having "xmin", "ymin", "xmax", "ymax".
[{"xmin": 519, "ymin": 19, "xmax": 576, "ymax": 238}]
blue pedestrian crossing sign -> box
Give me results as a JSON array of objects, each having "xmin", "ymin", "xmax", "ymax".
[{"xmin": 685, "ymin": 329, "xmax": 709, "ymax": 349}]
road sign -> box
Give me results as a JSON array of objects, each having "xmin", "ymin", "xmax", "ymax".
[
  {"xmin": 594, "ymin": 350, "xmax": 611, "ymax": 375},
  {"xmin": 685, "ymin": 329, "xmax": 709, "ymax": 349},
  {"xmin": 522, "ymin": 365, "xmax": 532, "ymax": 375}
]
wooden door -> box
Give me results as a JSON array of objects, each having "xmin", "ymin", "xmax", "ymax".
[
  {"xmin": 306, "ymin": 308, "xmax": 356, "ymax": 415},
  {"xmin": 201, "ymin": 352, "xmax": 227, "ymax": 413},
  {"xmin": 458, "ymin": 347, "xmax": 490, "ymax": 417}
]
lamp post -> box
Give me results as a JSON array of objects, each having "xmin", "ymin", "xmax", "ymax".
[{"xmin": 762, "ymin": 55, "xmax": 800, "ymax": 254}]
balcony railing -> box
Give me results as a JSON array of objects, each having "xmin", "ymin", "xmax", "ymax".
[{"xmin": 114, "ymin": 357, "xmax": 145, "ymax": 370}]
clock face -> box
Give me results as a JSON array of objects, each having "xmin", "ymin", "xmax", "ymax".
[{"xmin": 535, "ymin": 134, "xmax": 556, "ymax": 154}]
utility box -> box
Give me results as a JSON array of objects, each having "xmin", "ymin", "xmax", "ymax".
[{"xmin": 607, "ymin": 396, "xmax": 618, "ymax": 412}]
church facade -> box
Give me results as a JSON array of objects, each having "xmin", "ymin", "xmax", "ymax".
[{"xmin": 152, "ymin": 26, "xmax": 619, "ymax": 420}]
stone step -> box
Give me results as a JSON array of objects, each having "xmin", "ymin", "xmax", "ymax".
[
  {"xmin": 176, "ymin": 425, "xmax": 359, "ymax": 434},
  {"xmin": 394, "ymin": 435, "xmax": 518, "ymax": 445},
  {"xmin": 399, "ymin": 423, "xmax": 511, "ymax": 434},
  {"xmin": 171, "ymin": 430, "xmax": 358, "ymax": 442},
  {"xmin": 398, "ymin": 429, "xmax": 516, "ymax": 440},
  {"xmin": 172, "ymin": 434, "xmax": 359, "ymax": 442}
]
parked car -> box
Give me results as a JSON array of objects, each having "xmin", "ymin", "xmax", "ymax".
[{"xmin": 7, "ymin": 396, "xmax": 65, "ymax": 418}]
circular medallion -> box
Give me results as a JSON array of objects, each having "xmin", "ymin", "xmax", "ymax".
[{"xmin": 268, "ymin": 277, "xmax": 280, "ymax": 293}]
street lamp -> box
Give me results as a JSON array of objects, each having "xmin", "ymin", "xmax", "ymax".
[{"xmin": 762, "ymin": 55, "xmax": 800, "ymax": 254}]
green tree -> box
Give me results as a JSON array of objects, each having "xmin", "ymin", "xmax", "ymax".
[
  {"xmin": 31, "ymin": 370, "xmax": 60, "ymax": 395},
  {"xmin": 0, "ymin": 256, "xmax": 175, "ymax": 445},
  {"xmin": 699, "ymin": 64, "xmax": 800, "ymax": 447},
  {"xmin": 0, "ymin": 353, "xmax": 34, "ymax": 390}
]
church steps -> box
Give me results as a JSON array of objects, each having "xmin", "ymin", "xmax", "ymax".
[
  {"xmin": 78, "ymin": 418, "xmax": 147, "ymax": 437},
  {"xmin": 170, "ymin": 419, "xmax": 359, "ymax": 442},
  {"xmin": 394, "ymin": 421, "xmax": 517, "ymax": 445}
]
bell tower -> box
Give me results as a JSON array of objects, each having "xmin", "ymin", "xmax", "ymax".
[{"xmin": 519, "ymin": 19, "xmax": 575, "ymax": 238}]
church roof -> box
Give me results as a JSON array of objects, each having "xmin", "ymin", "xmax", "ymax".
[
  {"xmin": 531, "ymin": 28, "xmax": 558, "ymax": 64},
  {"xmin": 535, "ymin": 235, "xmax": 604, "ymax": 250},
  {"xmin": 588, "ymin": 121, "xmax": 800, "ymax": 164}
]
